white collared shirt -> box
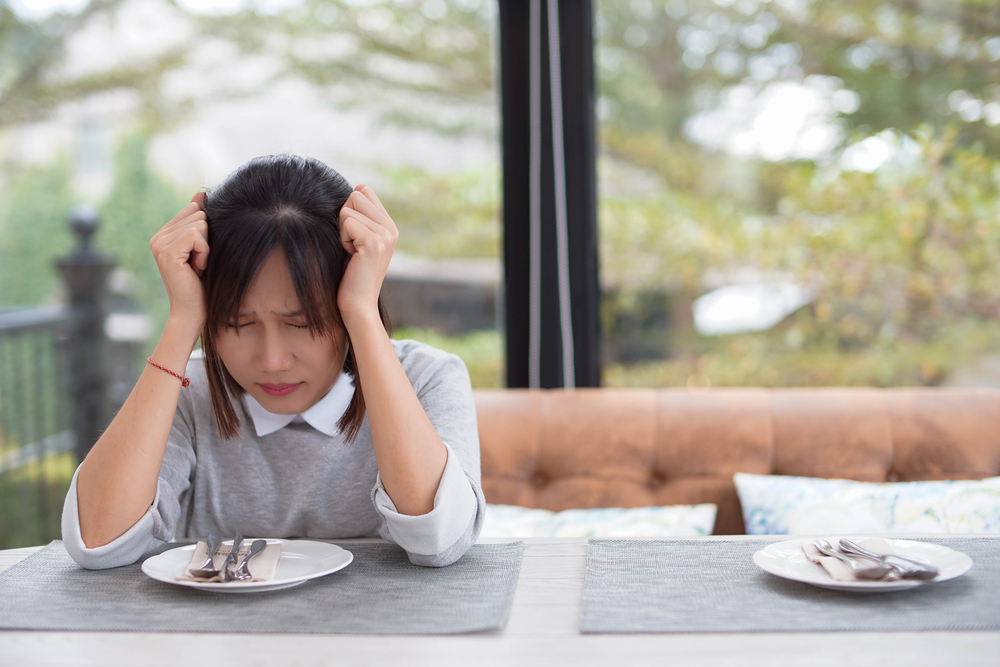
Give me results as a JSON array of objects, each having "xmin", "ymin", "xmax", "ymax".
[{"xmin": 243, "ymin": 371, "xmax": 355, "ymax": 437}]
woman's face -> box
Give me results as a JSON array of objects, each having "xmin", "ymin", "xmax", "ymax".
[{"xmin": 215, "ymin": 249, "xmax": 347, "ymax": 415}]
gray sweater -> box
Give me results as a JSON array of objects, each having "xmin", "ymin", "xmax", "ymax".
[{"xmin": 61, "ymin": 339, "xmax": 485, "ymax": 568}]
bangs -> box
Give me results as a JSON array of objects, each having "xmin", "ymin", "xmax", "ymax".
[{"xmin": 205, "ymin": 209, "xmax": 346, "ymax": 339}]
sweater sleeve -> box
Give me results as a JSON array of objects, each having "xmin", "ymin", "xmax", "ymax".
[
  {"xmin": 60, "ymin": 386, "xmax": 199, "ymax": 570},
  {"xmin": 371, "ymin": 346, "xmax": 485, "ymax": 567}
]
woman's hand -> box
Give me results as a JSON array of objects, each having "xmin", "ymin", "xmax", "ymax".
[
  {"xmin": 337, "ymin": 185, "xmax": 398, "ymax": 330},
  {"xmin": 150, "ymin": 192, "xmax": 209, "ymax": 338}
]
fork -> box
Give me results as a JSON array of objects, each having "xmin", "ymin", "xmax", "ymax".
[
  {"xmin": 221, "ymin": 531, "xmax": 243, "ymax": 582},
  {"xmin": 813, "ymin": 539, "xmax": 893, "ymax": 580},
  {"xmin": 839, "ymin": 538, "xmax": 938, "ymax": 580}
]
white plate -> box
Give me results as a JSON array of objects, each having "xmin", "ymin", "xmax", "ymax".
[
  {"xmin": 752, "ymin": 536, "xmax": 973, "ymax": 593},
  {"xmin": 141, "ymin": 539, "xmax": 353, "ymax": 593}
]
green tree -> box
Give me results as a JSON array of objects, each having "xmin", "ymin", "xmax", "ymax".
[
  {"xmin": 0, "ymin": 0, "xmax": 191, "ymax": 130},
  {"xmin": 98, "ymin": 130, "xmax": 187, "ymax": 336},
  {"xmin": 378, "ymin": 164, "xmax": 499, "ymax": 260},
  {"xmin": 0, "ymin": 158, "xmax": 75, "ymax": 306}
]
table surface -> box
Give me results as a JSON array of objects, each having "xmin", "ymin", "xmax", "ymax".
[{"xmin": 1, "ymin": 535, "xmax": 998, "ymax": 667}]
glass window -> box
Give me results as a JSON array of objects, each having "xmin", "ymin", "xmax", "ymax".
[
  {"xmin": 597, "ymin": 0, "xmax": 1000, "ymax": 389},
  {"xmin": 0, "ymin": 0, "xmax": 502, "ymax": 549},
  {"xmin": 0, "ymin": 0, "xmax": 503, "ymax": 387}
]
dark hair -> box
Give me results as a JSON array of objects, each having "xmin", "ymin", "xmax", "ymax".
[{"xmin": 200, "ymin": 154, "xmax": 390, "ymax": 441}]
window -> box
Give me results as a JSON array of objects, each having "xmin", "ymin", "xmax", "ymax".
[{"xmin": 596, "ymin": 0, "xmax": 1000, "ymax": 389}]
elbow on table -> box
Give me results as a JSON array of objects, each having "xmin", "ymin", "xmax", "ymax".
[
  {"xmin": 61, "ymin": 492, "xmax": 155, "ymax": 570},
  {"xmin": 406, "ymin": 544, "xmax": 470, "ymax": 568},
  {"xmin": 79, "ymin": 531, "xmax": 116, "ymax": 552},
  {"xmin": 400, "ymin": 514, "xmax": 481, "ymax": 568},
  {"xmin": 62, "ymin": 528, "xmax": 151, "ymax": 571}
]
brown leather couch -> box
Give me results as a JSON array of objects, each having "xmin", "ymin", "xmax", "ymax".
[{"xmin": 474, "ymin": 388, "xmax": 1000, "ymax": 534}]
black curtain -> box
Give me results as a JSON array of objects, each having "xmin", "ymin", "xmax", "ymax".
[{"xmin": 499, "ymin": 0, "xmax": 600, "ymax": 389}]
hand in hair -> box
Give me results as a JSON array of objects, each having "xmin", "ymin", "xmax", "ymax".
[
  {"xmin": 149, "ymin": 192, "xmax": 210, "ymax": 338},
  {"xmin": 337, "ymin": 185, "xmax": 399, "ymax": 330}
]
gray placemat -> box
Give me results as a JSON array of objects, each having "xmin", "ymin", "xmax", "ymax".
[
  {"xmin": 580, "ymin": 537, "xmax": 1000, "ymax": 633},
  {"xmin": 0, "ymin": 540, "xmax": 522, "ymax": 634}
]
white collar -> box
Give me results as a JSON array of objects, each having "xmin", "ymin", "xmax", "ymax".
[{"xmin": 243, "ymin": 371, "xmax": 355, "ymax": 437}]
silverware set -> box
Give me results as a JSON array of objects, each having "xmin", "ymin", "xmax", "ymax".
[
  {"xmin": 189, "ymin": 532, "xmax": 267, "ymax": 582},
  {"xmin": 813, "ymin": 538, "xmax": 939, "ymax": 581}
]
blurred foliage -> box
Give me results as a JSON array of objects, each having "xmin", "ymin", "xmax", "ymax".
[
  {"xmin": 602, "ymin": 128, "xmax": 1000, "ymax": 323},
  {"xmin": 604, "ymin": 316, "xmax": 1000, "ymax": 388},
  {"xmin": 97, "ymin": 130, "xmax": 188, "ymax": 342},
  {"xmin": 593, "ymin": 0, "xmax": 1000, "ymax": 387},
  {"xmin": 0, "ymin": 158, "xmax": 76, "ymax": 306},
  {"xmin": 187, "ymin": 0, "xmax": 497, "ymax": 136},
  {"xmin": 0, "ymin": 452, "xmax": 75, "ymax": 550},
  {"xmin": 0, "ymin": 130, "xmax": 185, "ymax": 347},
  {"xmin": 0, "ymin": 0, "xmax": 190, "ymax": 129},
  {"xmin": 392, "ymin": 326, "xmax": 502, "ymax": 388},
  {"xmin": 3, "ymin": 0, "xmax": 1000, "ymax": 390},
  {"xmin": 378, "ymin": 164, "xmax": 500, "ymax": 259},
  {"xmin": 597, "ymin": 0, "xmax": 1000, "ymax": 180}
]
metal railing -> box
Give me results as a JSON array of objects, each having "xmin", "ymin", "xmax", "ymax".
[
  {"xmin": 0, "ymin": 205, "xmax": 136, "ymax": 549},
  {"xmin": 0, "ymin": 305, "xmax": 74, "ymax": 547}
]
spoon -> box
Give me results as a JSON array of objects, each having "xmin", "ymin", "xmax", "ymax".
[
  {"xmin": 839, "ymin": 539, "xmax": 938, "ymax": 580},
  {"xmin": 234, "ymin": 539, "xmax": 267, "ymax": 581},
  {"xmin": 813, "ymin": 539, "xmax": 894, "ymax": 580},
  {"xmin": 187, "ymin": 533, "xmax": 224, "ymax": 579}
]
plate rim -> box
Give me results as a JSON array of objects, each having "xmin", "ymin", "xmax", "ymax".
[
  {"xmin": 141, "ymin": 538, "xmax": 353, "ymax": 592},
  {"xmin": 752, "ymin": 535, "xmax": 973, "ymax": 592}
]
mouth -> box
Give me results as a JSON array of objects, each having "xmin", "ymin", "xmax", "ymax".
[{"xmin": 257, "ymin": 382, "xmax": 303, "ymax": 397}]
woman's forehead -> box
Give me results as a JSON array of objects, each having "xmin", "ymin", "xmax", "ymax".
[{"xmin": 240, "ymin": 250, "xmax": 301, "ymax": 311}]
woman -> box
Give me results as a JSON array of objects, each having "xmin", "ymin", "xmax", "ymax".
[{"xmin": 61, "ymin": 155, "xmax": 485, "ymax": 568}]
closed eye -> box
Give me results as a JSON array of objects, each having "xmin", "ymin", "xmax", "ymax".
[{"xmin": 226, "ymin": 321, "xmax": 254, "ymax": 331}]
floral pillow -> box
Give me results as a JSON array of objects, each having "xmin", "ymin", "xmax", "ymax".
[
  {"xmin": 734, "ymin": 472, "xmax": 1000, "ymax": 535},
  {"xmin": 479, "ymin": 503, "xmax": 717, "ymax": 538}
]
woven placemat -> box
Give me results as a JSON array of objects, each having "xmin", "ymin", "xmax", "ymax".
[
  {"xmin": 0, "ymin": 540, "xmax": 522, "ymax": 634},
  {"xmin": 580, "ymin": 537, "xmax": 1000, "ymax": 633}
]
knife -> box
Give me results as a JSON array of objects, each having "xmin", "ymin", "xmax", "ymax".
[
  {"xmin": 222, "ymin": 531, "xmax": 243, "ymax": 582},
  {"xmin": 839, "ymin": 538, "xmax": 939, "ymax": 580}
]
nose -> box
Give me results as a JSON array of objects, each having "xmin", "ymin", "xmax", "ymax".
[{"xmin": 255, "ymin": 329, "xmax": 294, "ymax": 373}]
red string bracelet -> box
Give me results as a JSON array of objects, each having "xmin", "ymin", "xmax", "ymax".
[{"xmin": 147, "ymin": 357, "xmax": 190, "ymax": 387}]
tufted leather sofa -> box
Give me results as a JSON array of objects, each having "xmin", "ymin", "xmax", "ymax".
[{"xmin": 473, "ymin": 388, "xmax": 1000, "ymax": 534}]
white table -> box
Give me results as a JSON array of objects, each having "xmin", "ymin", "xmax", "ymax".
[{"xmin": 1, "ymin": 536, "xmax": 997, "ymax": 667}]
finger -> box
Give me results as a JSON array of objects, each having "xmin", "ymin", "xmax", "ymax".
[
  {"xmin": 340, "ymin": 209, "xmax": 384, "ymax": 241},
  {"xmin": 341, "ymin": 213, "xmax": 382, "ymax": 254},
  {"xmin": 356, "ymin": 185, "xmax": 391, "ymax": 220},
  {"xmin": 166, "ymin": 200, "xmax": 203, "ymax": 227},
  {"xmin": 155, "ymin": 228, "xmax": 209, "ymax": 277},
  {"xmin": 188, "ymin": 231, "xmax": 210, "ymax": 274},
  {"xmin": 191, "ymin": 191, "xmax": 206, "ymax": 208},
  {"xmin": 345, "ymin": 190, "xmax": 390, "ymax": 228},
  {"xmin": 158, "ymin": 215, "xmax": 207, "ymax": 248},
  {"xmin": 339, "ymin": 215, "xmax": 361, "ymax": 255},
  {"xmin": 339, "ymin": 212, "xmax": 369, "ymax": 245},
  {"xmin": 156, "ymin": 211, "xmax": 206, "ymax": 245}
]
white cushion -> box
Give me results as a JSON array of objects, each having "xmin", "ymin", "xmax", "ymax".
[
  {"xmin": 734, "ymin": 472, "xmax": 1000, "ymax": 535},
  {"xmin": 479, "ymin": 503, "xmax": 717, "ymax": 538}
]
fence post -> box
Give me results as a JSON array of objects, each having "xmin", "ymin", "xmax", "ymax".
[{"xmin": 55, "ymin": 205, "xmax": 114, "ymax": 463}]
